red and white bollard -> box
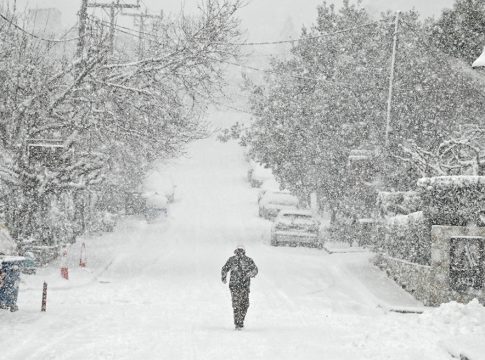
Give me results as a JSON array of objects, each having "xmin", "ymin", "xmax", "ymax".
[
  {"xmin": 79, "ymin": 243, "xmax": 87, "ymax": 268},
  {"xmin": 60, "ymin": 249, "xmax": 69, "ymax": 280}
]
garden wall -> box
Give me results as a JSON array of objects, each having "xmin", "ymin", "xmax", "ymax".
[{"xmin": 374, "ymin": 253, "xmax": 433, "ymax": 305}]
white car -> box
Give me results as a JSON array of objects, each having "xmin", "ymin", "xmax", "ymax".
[
  {"xmin": 259, "ymin": 191, "xmax": 299, "ymax": 219},
  {"xmin": 271, "ymin": 209, "xmax": 322, "ymax": 248}
]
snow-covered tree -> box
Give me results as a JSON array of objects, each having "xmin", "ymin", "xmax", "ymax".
[
  {"xmin": 243, "ymin": 0, "xmax": 485, "ymax": 221},
  {"xmin": 0, "ymin": 0, "xmax": 244, "ymax": 245},
  {"xmin": 432, "ymin": 0, "xmax": 485, "ymax": 64}
]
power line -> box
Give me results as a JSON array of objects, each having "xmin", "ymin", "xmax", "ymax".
[
  {"xmin": 88, "ymin": 14, "xmax": 383, "ymax": 91},
  {"xmin": 0, "ymin": 12, "xmax": 80, "ymax": 42},
  {"xmin": 217, "ymin": 59, "xmax": 375, "ymax": 92},
  {"xmin": 87, "ymin": 14, "xmax": 153, "ymax": 40},
  {"xmin": 229, "ymin": 20, "xmax": 389, "ymax": 46}
]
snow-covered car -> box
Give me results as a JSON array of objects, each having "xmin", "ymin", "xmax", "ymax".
[
  {"xmin": 20, "ymin": 251, "xmax": 37, "ymax": 275},
  {"xmin": 143, "ymin": 192, "xmax": 168, "ymax": 222},
  {"xmin": 259, "ymin": 191, "xmax": 299, "ymax": 220},
  {"xmin": 101, "ymin": 211, "xmax": 117, "ymax": 232},
  {"xmin": 143, "ymin": 170, "xmax": 176, "ymax": 203},
  {"xmin": 271, "ymin": 209, "xmax": 322, "ymax": 248}
]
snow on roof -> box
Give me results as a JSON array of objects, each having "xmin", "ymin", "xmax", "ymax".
[
  {"xmin": 0, "ymin": 256, "xmax": 26, "ymax": 264},
  {"xmin": 385, "ymin": 211, "xmax": 424, "ymax": 225}
]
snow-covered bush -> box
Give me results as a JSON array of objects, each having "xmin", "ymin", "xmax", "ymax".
[
  {"xmin": 0, "ymin": 0, "xmax": 244, "ymax": 247},
  {"xmin": 377, "ymin": 191, "xmax": 421, "ymax": 217},
  {"xmin": 417, "ymin": 176, "xmax": 485, "ymax": 226},
  {"xmin": 378, "ymin": 212, "xmax": 431, "ymax": 265}
]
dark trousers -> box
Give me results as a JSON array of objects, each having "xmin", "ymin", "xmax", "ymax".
[{"xmin": 230, "ymin": 287, "xmax": 250, "ymax": 327}]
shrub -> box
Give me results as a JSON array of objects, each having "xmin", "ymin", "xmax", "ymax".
[
  {"xmin": 376, "ymin": 191, "xmax": 421, "ymax": 217},
  {"xmin": 417, "ymin": 176, "xmax": 485, "ymax": 226},
  {"xmin": 377, "ymin": 212, "xmax": 431, "ymax": 265}
]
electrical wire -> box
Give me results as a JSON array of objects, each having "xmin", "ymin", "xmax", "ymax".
[
  {"xmin": 228, "ymin": 19, "xmax": 389, "ymax": 46},
  {"xmin": 87, "ymin": 14, "xmax": 154, "ymax": 40},
  {"xmin": 86, "ymin": 14, "xmax": 384, "ymax": 90},
  {"xmin": 0, "ymin": 12, "xmax": 81, "ymax": 42}
]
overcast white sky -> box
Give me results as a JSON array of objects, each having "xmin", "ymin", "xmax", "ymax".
[{"xmin": 10, "ymin": 0, "xmax": 456, "ymax": 41}]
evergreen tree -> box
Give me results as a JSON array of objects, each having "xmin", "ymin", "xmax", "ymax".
[{"xmin": 432, "ymin": 0, "xmax": 485, "ymax": 64}]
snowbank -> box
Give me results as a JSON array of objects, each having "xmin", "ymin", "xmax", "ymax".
[
  {"xmin": 421, "ymin": 299, "xmax": 485, "ymax": 360},
  {"xmin": 420, "ymin": 299, "xmax": 485, "ymax": 328}
]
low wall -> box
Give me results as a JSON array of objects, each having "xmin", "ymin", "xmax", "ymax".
[
  {"xmin": 375, "ymin": 225, "xmax": 485, "ymax": 306},
  {"xmin": 374, "ymin": 254, "xmax": 433, "ymax": 305}
]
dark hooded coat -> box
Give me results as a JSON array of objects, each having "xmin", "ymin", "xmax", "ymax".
[{"xmin": 221, "ymin": 249, "xmax": 258, "ymax": 290}]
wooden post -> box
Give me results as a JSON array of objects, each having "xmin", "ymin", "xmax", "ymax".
[
  {"xmin": 41, "ymin": 282, "xmax": 47, "ymax": 312},
  {"xmin": 79, "ymin": 242, "xmax": 87, "ymax": 267},
  {"xmin": 122, "ymin": 9, "xmax": 163, "ymax": 60},
  {"xmin": 88, "ymin": 0, "xmax": 140, "ymax": 55}
]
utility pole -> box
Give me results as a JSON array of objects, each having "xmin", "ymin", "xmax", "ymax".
[
  {"xmin": 385, "ymin": 11, "xmax": 400, "ymax": 149},
  {"xmin": 123, "ymin": 9, "xmax": 163, "ymax": 60},
  {"xmin": 77, "ymin": 0, "xmax": 89, "ymax": 61},
  {"xmin": 87, "ymin": 0, "xmax": 140, "ymax": 55}
]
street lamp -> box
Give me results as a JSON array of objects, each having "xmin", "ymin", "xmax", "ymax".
[{"xmin": 472, "ymin": 47, "xmax": 485, "ymax": 67}]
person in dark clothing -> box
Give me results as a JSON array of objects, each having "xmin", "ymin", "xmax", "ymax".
[{"xmin": 221, "ymin": 245, "xmax": 258, "ymax": 330}]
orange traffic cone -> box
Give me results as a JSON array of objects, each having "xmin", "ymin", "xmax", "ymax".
[{"xmin": 79, "ymin": 243, "xmax": 87, "ymax": 268}]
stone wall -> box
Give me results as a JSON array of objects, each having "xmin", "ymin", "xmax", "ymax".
[
  {"xmin": 429, "ymin": 226, "xmax": 485, "ymax": 306},
  {"xmin": 375, "ymin": 225, "xmax": 485, "ymax": 306},
  {"xmin": 374, "ymin": 254, "xmax": 433, "ymax": 305}
]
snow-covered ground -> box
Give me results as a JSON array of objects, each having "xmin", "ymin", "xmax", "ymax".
[{"xmin": 1, "ymin": 110, "xmax": 484, "ymax": 360}]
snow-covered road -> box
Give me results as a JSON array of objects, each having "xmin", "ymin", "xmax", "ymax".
[{"xmin": 1, "ymin": 110, "xmax": 484, "ymax": 360}]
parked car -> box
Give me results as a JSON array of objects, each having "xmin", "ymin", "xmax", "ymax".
[
  {"xmin": 271, "ymin": 209, "xmax": 322, "ymax": 248},
  {"xmin": 20, "ymin": 251, "xmax": 37, "ymax": 275},
  {"xmin": 257, "ymin": 188, "xmax": 288, "ymax": 204},
  {"xmin": 101, "ymin": 211, "xmax": 117, "ymax": 232},
  {"xmin": 259, "ymin": 191, "xmax": 299, "ymax": 219},
  {"xmin": 143, "ymin": 192, "xmax": 168, "ymax": 222},
  {"xmin": 143, "ymin": 170, "xmax": 176, "ymax": 203}
]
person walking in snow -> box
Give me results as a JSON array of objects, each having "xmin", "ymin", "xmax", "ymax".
[{"xmin": 221, "ymin": 245, "xmax": 258, "ymax": 330}]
